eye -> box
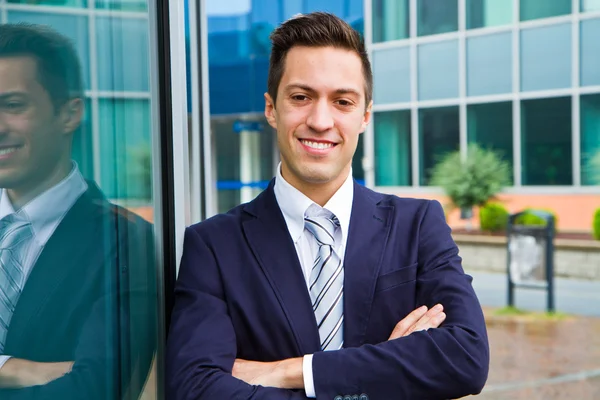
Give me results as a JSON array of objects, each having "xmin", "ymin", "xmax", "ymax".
[
  {"xmin": 336, "ymin": 99, "xmax": 354, "ymax": 107},
  {"xmin": 291, "ymin": 94, "xmax": 309, "ymax": 101},
  {"xmin": 3, "ymin": 101, "xmax": 26, "ymax": 112}
]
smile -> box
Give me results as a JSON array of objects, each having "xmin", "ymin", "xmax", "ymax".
[
  {"xmin": 299, "ymin": 140, "xmax": 335, "ymax": 150},
  {"xmin": 0, "ymin": 146, "xmax": 20, "ymax": 156}
]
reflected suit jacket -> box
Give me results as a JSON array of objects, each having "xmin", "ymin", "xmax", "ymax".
[
  {"xmin": 1, "ymin": 182, "xmax": 157, "ymax": 400},
  {"xmin": 167, "ymin": 180, "xmax": 490, "ymax": 400}
]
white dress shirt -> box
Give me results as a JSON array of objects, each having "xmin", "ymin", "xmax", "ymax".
[
  {"xmin": 0, "ymin": 163, "xmax": 88, "ymax": 369},
  {"xmin": 274, "ymin": 163, "xmax": 354, "ymax": 398}
]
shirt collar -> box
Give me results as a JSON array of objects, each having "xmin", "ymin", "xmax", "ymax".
[
  {"xmin": 0, "ymin": 162, "xmax": 88, "ymax": 244},
  {"xmin": 274, "ymin": 162, "xmax": 354, "ymax": 243}
]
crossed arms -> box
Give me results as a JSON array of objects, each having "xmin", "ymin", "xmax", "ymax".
[{"xmin": 166, "ymin": 200, "xmax": 490, "ymax": 400}]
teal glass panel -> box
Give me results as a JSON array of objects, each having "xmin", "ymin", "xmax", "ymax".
[
  {"xmin": 581, "ymin": 94, "xmax": 600, "ymax": 185},
  {"xmin": 520, "ymin": 0, "xmax": 571, "ymax": 21},
  {"xmin": 417, "ymin": 0, "xmax": 458, "ymax": 36},
  {"xmin": 373, "ymin": 46, "xmax": 411, "ymax": 104},
  {"xmin": 373, "ymin": 0, "xmax": 409, "ymax": 42},
  {"xmin": 467, "ymin": 0, "xmax": 513, "ymax": 29},
  {"xmin": 467, "ymin": 32, "xmax": 512, "ymax": 96},
  {"xmin": 374, "ymin": 110, "xmax": 412, "ymax": 186},
  {"xmin": 418, "ymin": 40, "xmax": 459, "ymax": 100},
  {"xmin": 581, "ymin": 18, "xmax": 600, "ymax": 87},
  {"xmin": 419, "ymin": 106, "xmax": 460, "ymax": 185},
  {"xmin": 521, "ymin": 97, "xmax": 572, "ymax": 185}
]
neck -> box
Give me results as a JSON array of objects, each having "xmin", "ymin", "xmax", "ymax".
[
  {"xmin": 282, "ymin": 165, "xmax": 350, "ymax": 207},
  {"xmin": 7, "ymin": 161, "xmax": 72, "ymax": 210}
]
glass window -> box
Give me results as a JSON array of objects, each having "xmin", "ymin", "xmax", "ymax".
[
  {"xmin": 467, "ymin": 32, "xmax": 512, "ymax": 96},
  {"xmin": 520, "ymin": 0, "xmax": 571, "ymax": 21},
  {"xmin": 467, "ymin": 102, "xmax": 513, "ymax": 180},
  {"xmin": 582, "ymin": 0, "xmax": 600, "ymax": 12},
  {"xmin": 95, "ymin": 0, "xmax": 147, "ymax": 11},
  {"xmin": 373, "ymin": 47, "xmax": 411, "ymax": 104},
  {"xmin": 467, "ymin": 0, "xmax": 513, "ymax": 29},
  {"xmin": 581, "ymin": 94, "xmax": 600, "ymax": 185},
  {"xmin": 6, "ymin": 11, "xmax": 91, "ymax": 90},
  {"xmin": 581, "ymin": 18, "xmax": 600, "ymax": 87},
  {"xmin": 374, "ymin": 110, "xmax": 412, "ymax": 186},
  {"xmin": 520, "ymin": 24, "xmax": 571, "ymax": 92},
  {"xmin": 0, "ymin": 7, "xmax": 159, "ymax": 399},
  {"xmin": 96, "ymin": 16, "xmax": 150, "ymax": 92},
  {"xmin": 417, "ymin": 0, "xmax": 458, "ymax": 36},
  {"xmin": 7, "ymin": 0, "xmax": 86, "ymax": 7},
  {"xmin": 419, "ymin": 106, "xmax": 460, "ymax": 185},
  {"xmin": 521, "ymin": 97, "xmax": 572, "ymax": 185},
  {"xmin": 372, "ymin": 0, "xmax": 409, "ymax": 43},
  {"xmin": 418, "ymin": 40, "xmax": 459, "ymax": 101},
  {"xmin": 98, "ymin": 99, "xmax": 152, "ymax": 200}
]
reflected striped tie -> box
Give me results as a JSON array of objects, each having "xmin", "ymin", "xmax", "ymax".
[
  {"xmin": 0, "ymin": 215, "xmax": 33, "ymax": 352},
  {"xmin": 304, "ymin": 209, "xmax": 344, "ymax": 351}
]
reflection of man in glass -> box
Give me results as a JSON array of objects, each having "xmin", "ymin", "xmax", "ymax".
[{"xmin": 0, "ymin": 24, "xmax": 156, "ymax": 399}]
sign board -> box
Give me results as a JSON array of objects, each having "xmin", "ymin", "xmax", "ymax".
[
  {"xmin": 508, "ymin": 232, "xmax": 547, "ymax": 285},
  {"xmin": 233, "ymin": 120, "xmax": 263, "ymax": 133}
]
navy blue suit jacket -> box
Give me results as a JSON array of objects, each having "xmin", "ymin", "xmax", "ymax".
[{"xmin": 166, "ymin": 180, "xmax": 489, "ymax": 399}]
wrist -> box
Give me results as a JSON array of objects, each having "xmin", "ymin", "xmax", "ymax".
[{"xmin": 278, "ymin": 357, "xmax": 304, "ymax": 389}]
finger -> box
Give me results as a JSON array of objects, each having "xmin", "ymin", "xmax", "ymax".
[
  {"xmin": 411, "ymin": 311, "xmax": 446, "ymax": 334},
  {"xmin": 405, "ymin": 304, "xmax": 444, "ymax": 336},
  {"xmin": 388, "ymin": 306, "xmax": 428, "ymax": 340}
]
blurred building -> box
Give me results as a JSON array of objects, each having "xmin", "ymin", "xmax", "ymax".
[{"xmin": 367, "ymin": 0, "xmax": 600, "ymax": 231}]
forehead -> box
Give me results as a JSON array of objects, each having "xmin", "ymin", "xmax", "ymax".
[
  {"xmin": 0, "ymin": 55, "xmax": 41, "ymax": 95},
  {"xmin": 280, "ymin": 46, "xmax": 365, "ymax": 97}
]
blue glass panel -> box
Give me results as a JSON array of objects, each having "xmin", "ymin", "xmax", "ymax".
[
  {"xmin": 373, "ymin": 47, "xmax": 411, "ymax": 104},
  {"xmin": 418, "ymin": 40, "xmax": 459, "ymax": 100},
  {"xmin": 581, "ymin": 18, "xmax": 600, "ymax": 87},
  {"xmin": 467, "ymin": 32, "xmax": 512, "ymax": 96},
  {"xmin": 520, "ymin": 23, "xmax": 571, "ymax": 92},
  {"xmin": 7, "ymin": 11, "xmax": 91, "ymax": 90},
  {"xmin": 96, "ymin": 17, "xmax": 149, "ymax": 92}
]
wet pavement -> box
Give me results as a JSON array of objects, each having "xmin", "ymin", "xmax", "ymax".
[{"xmin": 471, "ymin": 308, "xmax": 600, "ymax": 399}]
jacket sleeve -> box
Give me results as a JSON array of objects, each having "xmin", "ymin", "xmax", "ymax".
[
  {"xmin": 312, "ymin": 200, "xmax": 490, "ymax": 400},
  {"xmin": 166, "ymin": 227, "xmax": 310, "ymax": 400}
]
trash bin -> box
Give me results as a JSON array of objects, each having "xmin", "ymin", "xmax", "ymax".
[{"xmin": 506, "ymin": 210, "xmax": 556, "ymax": 312}]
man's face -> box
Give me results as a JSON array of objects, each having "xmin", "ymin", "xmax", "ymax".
[
  {"xmin": 0, "ymin": 56, "xmax": 79, "ymax": 192},
  {"xmin": 265, "ymin": 46, "xmax": 372, "ymax": 193}
]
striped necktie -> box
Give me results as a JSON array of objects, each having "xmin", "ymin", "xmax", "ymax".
[
  {"xmin": 304, "ymin": 208, "xmax": 344, "ymax": 351},
  {"xmin": 0, "ymin": 214, "xmax": 33, "ymax": 351}
]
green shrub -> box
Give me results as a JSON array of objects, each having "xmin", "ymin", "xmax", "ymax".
[
  {"xmin": 479, "ymin": 203, "xmax": 509, "ymax": 232},
  {"xmin": 515, "ymin": 208, "xmax": 559, "ymax": 230},
  {"xmin": 429, "ymin": 144, "xmax": 512, "ymax": 211},
  {"xmin": 593, "ymin": 208, "xmax": 600, "ymax": 240}
]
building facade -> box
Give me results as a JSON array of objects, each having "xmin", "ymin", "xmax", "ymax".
[{"xmin": 365, "ymin": 0, "xmax": 600, "ymax": 230}]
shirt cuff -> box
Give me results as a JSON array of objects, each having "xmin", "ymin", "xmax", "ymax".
[
  {"xmin": 303, "ymin": 354, "xmax": 316, "ymax": 398},
  {"xmin": 0, "ymin": 355, "xmax": 12, "ymax": 370}
]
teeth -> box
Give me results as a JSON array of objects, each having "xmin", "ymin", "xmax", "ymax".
[
  {"xmin": 301, "ymin": 140, "xmax": 333, "ymax": 150},
  {"xmin": 0, "ymin": 147, "xmax": 18, "ymax": 156}
]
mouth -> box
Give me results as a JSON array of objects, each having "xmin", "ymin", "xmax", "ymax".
[
  {"xmin": 299, "ymin": 139, "xmax": 337, "ymax": 151},
  {"xmin": 0, "ymin": 145, "xmax": 22, "ymax": 157}
]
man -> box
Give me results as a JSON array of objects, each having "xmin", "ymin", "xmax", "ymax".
[
  {"xmin": 167, "ymin": 12, "xmax": 489, "ymax": 400},
  {"xmin": 0, "ymin": 23, "xmax": 156, "ymax": 399}
]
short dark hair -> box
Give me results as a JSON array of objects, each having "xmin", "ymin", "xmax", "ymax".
[
  {"xmin": 0, "ymin": 23, "xmax": 83, "ymax": 112},
  {"xmin": 267, "ymin": 12, "xmax": 372, "ymax": 107}
]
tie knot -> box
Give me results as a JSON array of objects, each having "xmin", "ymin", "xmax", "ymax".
[
  {"xmin": 304, "ymin": 208, "xmax": 339, "ymax": 247},
  {"xmin": 0, "ymin": 214, "xmax": 32, "ymax": 248}
]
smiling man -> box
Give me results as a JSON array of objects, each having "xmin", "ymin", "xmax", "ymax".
[
  {"xmin": 0, "ymin": 23, "xmax": 156, "ymax": 399},
  {"xmin": 167, "ymin": 12, "xmax": 489, "ymax": 400}
]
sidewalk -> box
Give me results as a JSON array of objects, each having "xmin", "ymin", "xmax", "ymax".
[{"xmin": 474, "ymin": 309, "xmax": 600, "ymax": 399}]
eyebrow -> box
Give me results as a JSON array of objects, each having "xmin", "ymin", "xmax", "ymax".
[
  {"xmin": 0, "ymin": 91, "xmax": 27, "ymax": 100},
  {"xmin": 284, "ymin": 84, "xmax": 361, "ymax": 97}
]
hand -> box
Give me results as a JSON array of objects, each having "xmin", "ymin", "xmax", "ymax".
[
  {"xmin": 0, "ymin": 358, "xmax": 74, "ymax": 388},
  {"xmin": 233, "ymin": 358, "xmax": 304, "ymax": 389},
  {"xmin": 388, "ymin": 304, "xmax": 446, "ymax": 341}
]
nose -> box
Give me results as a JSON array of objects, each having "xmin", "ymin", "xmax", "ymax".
[{"xmin": 306, "ymin": 99, "xmax": 334, "ymax": 133}]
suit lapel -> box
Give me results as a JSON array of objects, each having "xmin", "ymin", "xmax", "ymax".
[
  {"xmin": 6, "ymin": 185, "xmax": 106, "ymax": 347},
  {"xmin": 242, "ymin": 182, "xmax": 321, "ymax": 355},
  {"xmin": 343, "ymin": 182, "xmax": 393, "ymax": 347}
]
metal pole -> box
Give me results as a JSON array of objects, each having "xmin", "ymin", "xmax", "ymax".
[
  {"xmin": 506, "ymin": 222, "xmax": 514, "ymax": 307},
  {"xmin": 547, "ymin": 218, "xmax": 555, "ymax": 313}
]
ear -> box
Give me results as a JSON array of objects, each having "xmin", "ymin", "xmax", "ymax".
[
  {"xmin": 359, "ymin": 99, "xmax": 373, "ymax": 133},
  {"xmin": 60, "ymin": 98, "xmax": 84, "ymax": 135},
  {"xmin": 264, "ymin": 92, "xmax": 278, "ymax": 130}
]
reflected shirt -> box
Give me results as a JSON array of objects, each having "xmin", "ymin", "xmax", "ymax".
[
  {"xmin": 273, "ymin": 163, "xmax": 354, "ymax": 398},
  {"xmin": 0, "ymin": 163, "xmax": 87, "ymax": 369}
]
